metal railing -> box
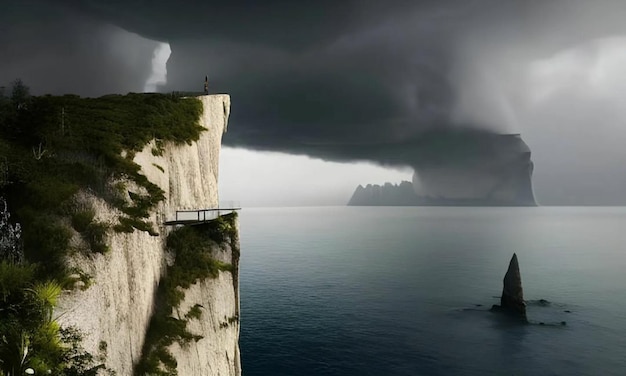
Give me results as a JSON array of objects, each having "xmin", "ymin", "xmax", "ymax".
[{"xmin": 173, "ymin": 201, "xmax": 241, "ymax": 223}]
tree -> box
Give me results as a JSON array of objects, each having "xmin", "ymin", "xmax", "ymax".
[
  {"xmin": 0, "ymin": 79, "xmax": 31, "ymax": 135},
  {"xmin": 0, "ymin": 86, "xmax": 11, "ymax": 131},
  {"xmin": 10, "ymin": 79, "xmax": 30, "ymax": 110}
]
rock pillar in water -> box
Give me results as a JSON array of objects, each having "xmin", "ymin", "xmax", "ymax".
[{"xmin": 499, "ymin": 253, "xmax": 527, "ymax": 320}]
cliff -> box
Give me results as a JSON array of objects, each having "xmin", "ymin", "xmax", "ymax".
[
  {"xmin": 53, "ymin": 95, "xmax": 240, "ymax": 375},
  {"xmin": 348, "ymin": 181, "xmax": 419, "ymax": 206},
  {"xmin": 349, "ymin": 134, "xmax": 536, "ymax": 206}
]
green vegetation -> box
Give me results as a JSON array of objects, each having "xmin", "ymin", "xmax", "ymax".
[
  {"xmin": 71, "ymin": 209, "xmax": 109, "ymax": 254},
  {"xmin": 0, "ymin": 80, "xmax": 208, "ymax": 374},
  {"xmin": 219, "ymin": 315, "xmax": 239, "ymax": 329},
  {"xmin": 0, "ymin": 262, "xmax": 104, "ymax": 375},
  {"xmin": 136, "ymin": 213, "xmax": 238, "ymax": 376},
  {"xmin": 184, "ymin": 304, "xmax": 203, "ymax": 321},
  {"xmin": 0, "ymin": 80, "xmax": 204, "ymax": 277},
  {"xmin": 0, "ymin": 200, "xmax": 105, "ymax": 374}
]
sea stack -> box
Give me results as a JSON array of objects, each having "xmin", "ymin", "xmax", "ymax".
[{"xmin": 495, "ymin": 253, "xmax": 527, "ymax": 320}]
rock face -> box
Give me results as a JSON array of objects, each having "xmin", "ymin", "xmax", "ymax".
[
  {"xmin": 348, "ymin": 133, "xmax": 536, "ymax": 206},
  {"xmin": 412, "ymin": 134, "xmax": 535, "ymax": 206},
  {"xmin": 496, "ymin": 253, "xmax": 527, "ymax": 320},
  {"xmin": 55, "ymin": 95, "xmax": 240, "ymax": 375},
  {"xmin": 348, "ymin": 181, "xmax": 419, "ymax": 206},
  {"xmin": 169, "ymin": 261, "xmax": 240, "ymax": 375}
]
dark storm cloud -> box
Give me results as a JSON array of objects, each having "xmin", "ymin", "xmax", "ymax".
[
  {"xmin": 48, "ymin": 1, "xmax": 626, "ymax": 159},
  {"xmin": 140, "ymin": 0, "xmax": 470, "ymax": 162},
  {"xmin": 0, "ymin": 2, "xmax": 568, "ymax": 146},
  {"xmin": 4, "ymin": 1, "xmax": 626, "ymax": 203},
  {"xmin": 0, "ymin": 0, "xmax": 159, "ymax": 96},
  {"xmin": 8, "ymin": 0, "xmax": 471, "ymax": 166},
  {"xmin": 57, "ymin": 0, "xmax": 358, "ymax": 50}
]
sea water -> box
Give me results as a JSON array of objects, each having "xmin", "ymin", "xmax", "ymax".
[{"xmin": 238, "ymin": 207, "xmax": 626, "ymax": 375}]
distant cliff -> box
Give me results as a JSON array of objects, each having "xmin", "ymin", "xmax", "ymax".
[
  {"xmin": 349, "ymin": 134, "xmax": 536, "ymax": 206},
  {"xmin": 348, "ymin": 181, "xmax": 420, "ymax": 206}
]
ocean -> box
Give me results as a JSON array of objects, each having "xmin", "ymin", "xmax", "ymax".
[{"xmin": 238, "ymin": 206, "xmax": 626, "ymax": 376}]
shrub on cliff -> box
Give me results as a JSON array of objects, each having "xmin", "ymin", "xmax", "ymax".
[{"xmin": 0, "ymin": 263, "xmax": 103, "ymax": 375}]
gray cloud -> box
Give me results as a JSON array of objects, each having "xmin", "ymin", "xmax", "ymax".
[
  {"xmin": 0, "ymin": 0, "xmax": 159, "ymax": 96},
  {"xmin": 4, "ymin": 0, "xmax": 626, "ymax": 203}
]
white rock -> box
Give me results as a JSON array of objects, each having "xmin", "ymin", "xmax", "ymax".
[{"xmin": 55, "ymin": 95, "xmax": 240, "ymax": 376}]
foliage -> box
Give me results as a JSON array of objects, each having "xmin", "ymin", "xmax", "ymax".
[
  {"xmin": 113, "ymin": 217, "xmax": 158, "ymax": 236},
  {"xmin": 0, "ymin": 80, "xmax": 204, "ymax": 276},
  {"xmin": 204, "ymin": 214, "xmax": 238, "ymax": 244},
  {"xmin": 58, "ymin": 327, "xmax": 106, "ymax": 376},
  {"xmin": 11, "ymin": 79, "xmax": 31, "ymax": 109},
  {"xmin": 0, "ymin": 262, "xmax": 103, "ymax": 374},
  {"xmin": 135, "ymin": 213, "xmax": 238, "ymax": 375},
  {"xmin": 0, "ymin": 330, "xmax": 31, "ymax": 376},
  {"xmin": 0, "ymin": 81, "xmax": 207, "ymax": 373},
  {"xmin": 71, "ymin": 209, "xmax": 110, "ymax": 254},
  {"xmin": 19, "ymin": 210, "xmax": 72, "ymax": 278},
  {"xmin": 184, "ymin": 304, "xmax": 203, "ymax": 320},
  {"xmin": 163, "ymin": 221, "xmax": 233, "ymax": 308}
]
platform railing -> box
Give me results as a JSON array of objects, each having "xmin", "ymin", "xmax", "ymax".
[{"xmin": 172, "ymin": 202, "xmax": 241, "ymax": 223}]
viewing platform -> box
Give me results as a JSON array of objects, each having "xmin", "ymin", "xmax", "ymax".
[{"xmin": 164, "ymin": 202, "xmax": 241, "ymax": 226}]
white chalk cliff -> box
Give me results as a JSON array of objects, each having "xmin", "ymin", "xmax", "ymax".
[{"xmin": 54, "ymin": 95, "xmax": 240, "ymax": 375}]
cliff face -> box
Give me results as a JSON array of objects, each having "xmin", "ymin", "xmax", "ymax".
[
  {"xmin": 348, "ymin": 181, "xmax": 419, "ymax": 206},
  {"xmin": 348, "ymin": 134, "xmax": 536, "ymax": 206},
  {"xmin": 411, "ymin": 134, "xmax": 535, "ymax": 205},
  {"xmin": 54, "ymin": 95, "xmax": 240, "ymax": 375},
  {"xmin": 168, "ymin": 239, "xmax": 240, "ymax": 375}
]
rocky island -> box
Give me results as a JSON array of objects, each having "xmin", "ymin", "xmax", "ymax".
[
  {"xmin": 348, "ymin": 133, "xmax": 537, "ymax": 207},
  {"xmin": 491, "ymin": 253, "xmax": 527, "ymax": 321}
]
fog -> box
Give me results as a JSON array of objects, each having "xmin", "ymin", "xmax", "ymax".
[{"xmin": 218, "ymin": 148, "xmax": 411, "ymax": 207}]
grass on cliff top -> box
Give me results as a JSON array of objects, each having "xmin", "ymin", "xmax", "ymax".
[
  {"xmin": 1, "ymin": 87, "xmax": 204, "ymax": 277},
  {"xmin": 136, "ymin": 213, "xmax": 238, "ymax": 376}
]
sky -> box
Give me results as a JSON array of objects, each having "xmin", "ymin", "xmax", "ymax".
[{"xmin": 1, "ymin": 0, "xmax": 626, "ymax": 206}]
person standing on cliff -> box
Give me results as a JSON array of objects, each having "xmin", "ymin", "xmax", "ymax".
[{"xmin": 204, "ymin": 75, "xmax": 209, "ymax": 94}]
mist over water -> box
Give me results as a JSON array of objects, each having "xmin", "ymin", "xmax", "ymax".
[{"xmin": 239, "ymin": 206, "xmax": 626, "ymax": 375}]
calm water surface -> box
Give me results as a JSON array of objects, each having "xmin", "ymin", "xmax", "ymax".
[{"xmin": 238, "ymin": 207, "xmax": 626, "ymax": 375}]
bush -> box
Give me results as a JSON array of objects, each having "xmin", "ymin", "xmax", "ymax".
[
  {"xmin": 185, "ymin": 304, "xmax": 203, "ymax": 320},
  {"xmin": 1, "ymin": 91, "xmax": 205, "ymax": 274},
  {"xmin": 0, "ymin": 262, "xmax": 105, "ymax": 374},
  {"xmin": 71, "ymin": 209, "xmax": 109, "ymax": 254},
  {"xmin": 71, "ymin": 210, "xmax": 95, "ymax": 233}
]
